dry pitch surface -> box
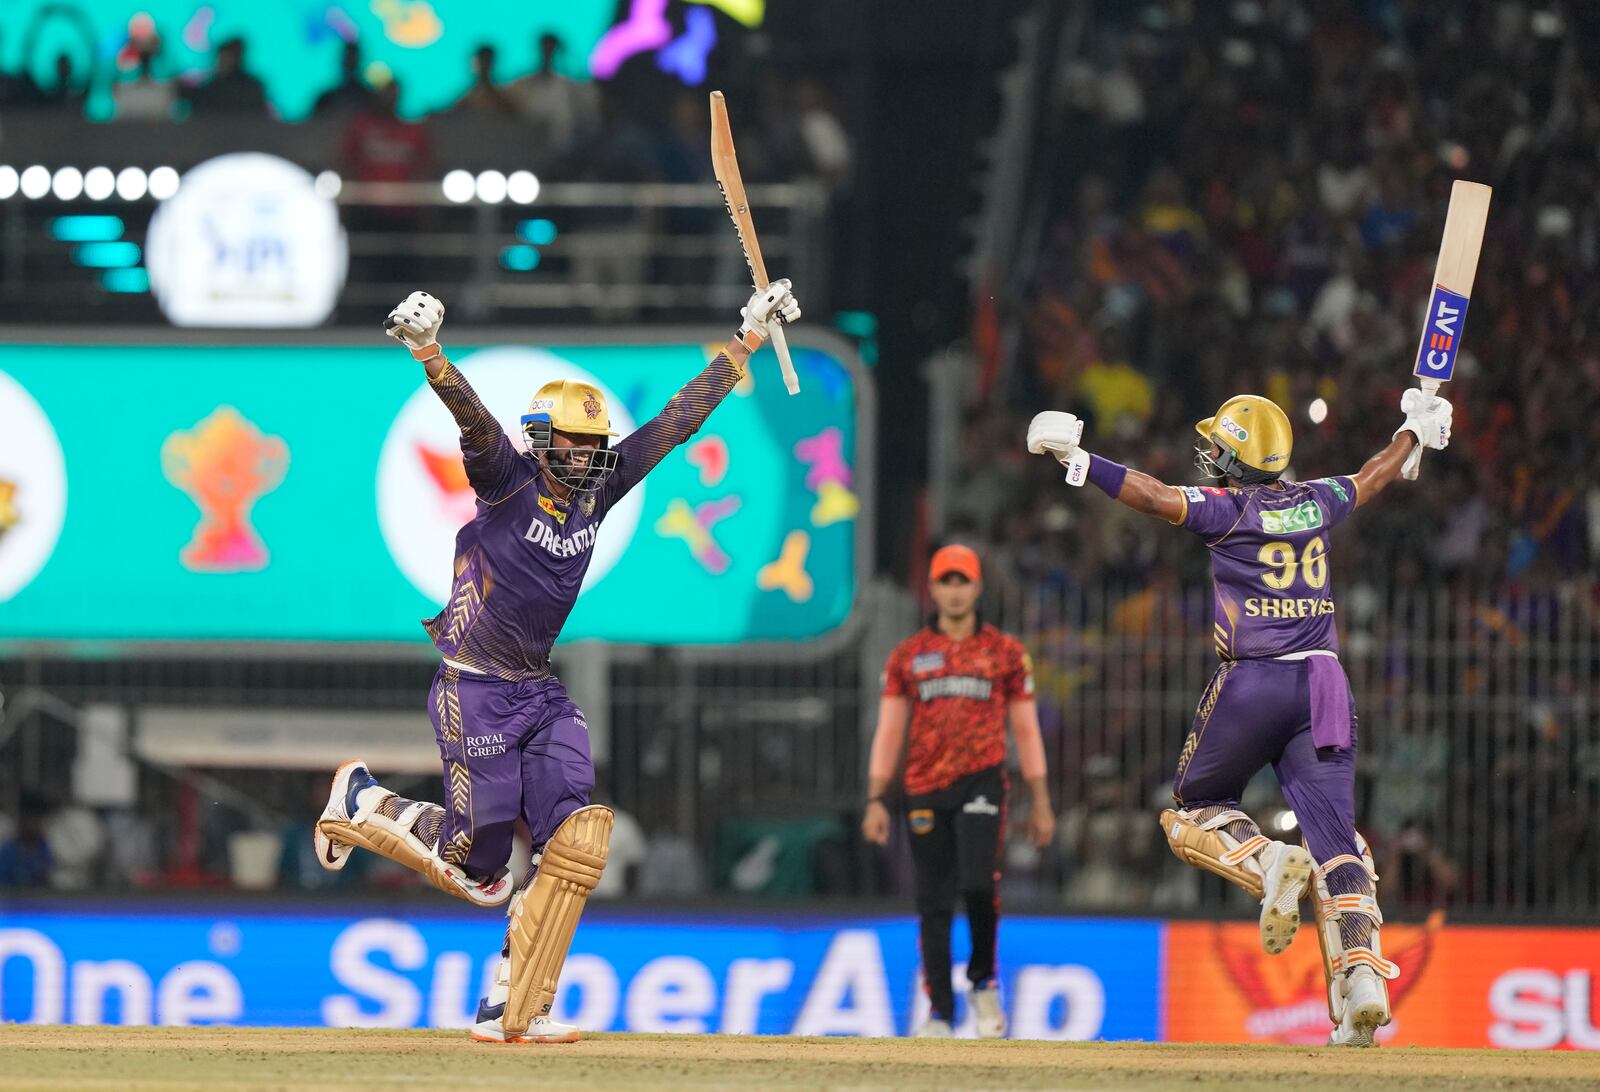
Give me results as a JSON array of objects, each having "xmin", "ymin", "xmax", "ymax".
[{"xmin": 2, "ymin": 1026, "xmax": 1597, "ymax": 1091}]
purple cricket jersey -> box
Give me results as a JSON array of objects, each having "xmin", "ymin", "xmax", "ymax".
[
  {"xmin": 422, "ymin": 353, "xmax": 743, "ymax": 680},
  {"xmin": 1176, "ymin": 475, "xmax": 1359, "ymax": 660}
]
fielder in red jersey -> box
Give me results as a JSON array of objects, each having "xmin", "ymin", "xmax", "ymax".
[{"xmin": 862, "ymin": 545, "xmax": 1054, "ymax": 1038}]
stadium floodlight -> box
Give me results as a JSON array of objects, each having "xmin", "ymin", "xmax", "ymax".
[
  {"xmin": 442, "ymin": 169, "xmax": 475, "ymax": 203},
  {"xmin": 84, "ymin": 167, "xmax": 116, "ymax": 201},
  {"xmin": 0, "ymin": 166, "xmax": 17, "ymax": 200},
  {"xmin": 507, "ymin": 170, "xmax": 540, "ymax": 205},
  {"xmin": 475, "ymin": 170, "xmax": 508, "ymax": 204},
  {"xmin": 20, "ymin": 165, "xmax": 51, "ymax": 199},
  {"xmin": 148, "ymin": 166, "xmax": 180, "ymax": 200},
  {"xmin": 52, "ymin": 167, "xmax": 84, "ymax": 201},
  {"xmin": 314, "ymin": 170, "xmax": 342, "ymax": 199},
  {"xmin": 116, "ymin": 166, "xmax": 148, "ymax": 201}
]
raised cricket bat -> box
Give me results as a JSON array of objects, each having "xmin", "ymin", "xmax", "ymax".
[
  {"xmin": 1407, "ymin": 179, "xmax": 1491, "ymax": 479},
  {"xmin": 710, "ymin": 90, "xmax": 800, "ymax": 395}
]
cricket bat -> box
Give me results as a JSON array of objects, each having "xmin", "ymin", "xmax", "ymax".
[
  {"xmin": 1407, "ymin": 179, "xmax": 1491, "ymax": 479},
  {"xmin": 710, "ymin": 90, "xmax": 800, "ymax": 395}
]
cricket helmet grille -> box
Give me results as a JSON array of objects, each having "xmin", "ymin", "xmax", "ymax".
[
  {"xmin": 520, "ymin": 379, "xmax": 620, "ymax": 494},
  {"xmin": 1194, "ymin": 395, "xmax": 1292, "ymax": 485}
]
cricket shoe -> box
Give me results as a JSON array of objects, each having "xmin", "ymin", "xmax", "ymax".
[
  {"xmin": 472, "ymin": 997, "xmax": 581, "ymax": 1044},
  {"xmin": 913, "ymin": 1018, "xmax": 953, "ymax": 1039},
  {"xmin": 314, "ymin": 758, "xmax": 378, "ymax": 871},
  {"xmin": 1328, "ymin": 966, "xmax": 1390, "ymax": 1047},
  {"xmin": 971, "ymin": 983, "xmax": 1006, "ymax": 1039},
  {"xmin": 1257, "ymin": 840, "xmax": 1313, "ymax": 955}
]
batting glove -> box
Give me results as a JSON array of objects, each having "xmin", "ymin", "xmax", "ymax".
[
  {"xmin": 1394, "ymin": 387, "xmax": 1453, "ymax": 451},
  {"xmin": 1027, "ymin": 410, "xmax": 1085, "ymax": 462},
  {"xmin": 384, "ymin": 291, "xmax": 446, "ymax": 357},
  {"xmin": 738, "ymin": 279, "xmax": 801, "ymax": 342}
]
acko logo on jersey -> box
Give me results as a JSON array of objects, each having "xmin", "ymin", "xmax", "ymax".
[
  {"xmin": 1259, "ymin": 502, "xmax": 1323, "ymax": 535},
  {"xmin": 1219, "ymin": 416, "xmax": 1249, "ymax": 442}
]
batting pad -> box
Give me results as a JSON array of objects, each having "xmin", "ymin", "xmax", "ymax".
[
  {"xmin": 1160, "ymin": 808, "xmax": 1265, "ymax": 901},
  {"xmin": 318, "ymin": 806, "xmax": 512, "ymax": 908},
  {"xmin": 504, "ymin": 805, "xmax": 614, "ymax": 1036}
]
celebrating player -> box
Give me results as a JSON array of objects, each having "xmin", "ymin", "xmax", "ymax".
[
  {"xmin": 1026, "ymin": 389, "xmax": 1452, "ymax": 1047},
  {"xmin": 862, "ymin": 545, "xmax": 1054, "ymax": 1039},
  {"xmin": 314, "ymin": 281, "xmax": 801, "ymax": 1043}
]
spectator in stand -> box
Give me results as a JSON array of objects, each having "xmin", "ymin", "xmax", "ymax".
[
  {"xmin": 507, "ymin": 33, "xmax": 595, "ymax": 165},
  {"xmin": 339, "ymin": 74, "xmax": 432, "ymax": 281},
  {"xmin": 339, "ymin": 75, "xmax": 432, "ymax": 188},
  {"xmin": 0, "ymin": 792, "xmax": 53, "ymax": 888},
  {"xmin": 32, "ymin": 52, "xmax": 87, "ymax": 114},
  {"xmin": 184, "ymin": 37, "xmax": 268, "ymax": 116},
  {"xmin": 454, "ymin": 45, "xmax": 515, "ymax": 116},
  {"xmin": 114, "ymin": 27, "xmax": 177, "ymax": 122},
  {"xmin": 312, "ymin": 40, "xmax": 377, "ymax": 120}
]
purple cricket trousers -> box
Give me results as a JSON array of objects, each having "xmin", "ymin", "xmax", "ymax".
[
  {"xmin": 427, "ymin": 665, "xmax": 595, "ymax": 880},
  {"xmin": 1172, "ymin": 656, "xmax": 1362, "ymax": 868}
]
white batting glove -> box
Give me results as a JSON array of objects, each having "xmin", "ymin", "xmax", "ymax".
[
  {"xmin": 1027, "ymin": 411, "xmax": 1085, "ymax": 460},
  {"xmin": 1027, "ymin": 410, "xmax": 1093, "ymax": 487},
  {"xmin": 738, "ymin": 279, "xmax": 801, "ymax": 342},
  {"xmin": 1394, "ymin": 387, "xmax": 1452, "ymax": 478},
  {"xmin": 384, "ymin": 291, "xmax": 446, "ymax": 355}
]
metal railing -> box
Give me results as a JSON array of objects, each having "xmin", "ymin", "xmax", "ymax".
[
  {"xmin": 985, "ymin": 578, "xmax": 1600, "ymax": 920},
  {"xmin": 2, "ymin": 579, "xmax": 1594, "ymax": 917}
]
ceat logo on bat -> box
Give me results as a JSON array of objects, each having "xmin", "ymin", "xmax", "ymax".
[
  {"xmin": 1414, "ymin": 284, "xmax": 1470, "ymax": 382},
  {"xmin": 376, "ymin": 348, "xmax": 639, "ymax": 607}
]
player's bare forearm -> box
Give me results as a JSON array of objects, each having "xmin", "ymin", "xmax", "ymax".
[
  {"xmin": 1008, "ymin": 701, "xmax": 1051, "ymax": 807},
  {"xmin": 866, "ymin": 695, "xmax": 910, "ymax": 798},
  {"xmin": 1351, "ymin": 434, "xmax": 1418, "ymax": 508},
  {"xmin": 1114, "ymin": 467, "xmax": 1188, "ymax": 524}
]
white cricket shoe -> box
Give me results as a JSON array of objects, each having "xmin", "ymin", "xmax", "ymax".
[
  {"xmin": 1257, "ymin": 840, "xmax": 1313, "ymax": 955},
  {"xmin": 914, "ymin": 1018, "xmax": 953, "ymax": 1038},
  {"xmin": 971, "ymin": 984, "xmax": 1006, "ymax": 1039},
  {"xmin": 314, "ymin": 758, "xmax": 377, "ymax": 872},
  {"xmin": 1328, "ymin": 966, "xmax": 1390, "ymax": 1047},
  {"xmin": 472, "ymin": 1004, "xmax": 581, "ymax": 1044}
]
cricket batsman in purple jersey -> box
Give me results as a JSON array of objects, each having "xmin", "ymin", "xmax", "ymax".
[
  {"xmin": 1027, "ymin": 386, "xmax": 1453, "ymax": 1047},
  {"xmin": 313, "ymin": 280, "xmax": 802, "ymax": 1043}
]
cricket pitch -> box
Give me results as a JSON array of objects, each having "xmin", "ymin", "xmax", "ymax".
[{"xmin": 2, "ymin": 1026, "xmax": 1597, "ymax": 1090}]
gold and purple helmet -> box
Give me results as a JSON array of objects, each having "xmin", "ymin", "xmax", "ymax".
[
  {"xmin": 1194, "ymin": 395, "xmax": 1292, "ymax": 484},
  {"xmin": 520, "ymin": 379, "xmax": 621, "ymax": 493}
]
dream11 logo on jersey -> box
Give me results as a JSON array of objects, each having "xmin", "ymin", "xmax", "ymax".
[
  {"xmin": 375, "ymin": 348, "xmax": 644, "ymax": 607},
  {"xmin": 145, "ymin": 153, "xmax": 347, "ymax": 328}
]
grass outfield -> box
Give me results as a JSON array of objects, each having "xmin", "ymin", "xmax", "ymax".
[{"xmin": 2, "ymin": 1027, "xmax": 1597, "ymax": 1091}]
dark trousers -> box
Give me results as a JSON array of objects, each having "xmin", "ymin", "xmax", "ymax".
[{"xmin": 905, "ymin": 763, "xmax": 1006, "ymax": 1022}]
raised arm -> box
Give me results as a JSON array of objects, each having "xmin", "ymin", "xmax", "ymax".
[
  {"xmin": 1026, "ymin": 411, "xmax": 1186, "ymax": 523},
  {"xmin": 1353, "ymin": 387, "xmax": 1455, "ymax": 508},
  {"xmin": 600, "ymin": 281, "xmax": 802, "ymax": 505},
  {"xmin": 1350, "ymin": 434, "xmax": 1417, "ymax": 508},
  {"xmin": 385, "ymin": 291, "xmax": 525, "ymax": 502}
]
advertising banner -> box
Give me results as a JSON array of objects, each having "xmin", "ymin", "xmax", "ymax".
[
  {"xmin": 0, "ymin": 337, "xmax": 862, "ymax": 646},
  {"xmin": 0, "ymin": 909, "xmax": 1161, "ymax": 1039},
  {"xmin": 1165, "ymin": 918, "xmax": 1600, "ymax": 1049}
]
